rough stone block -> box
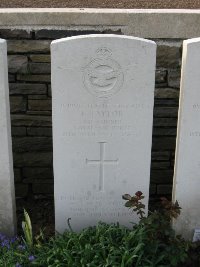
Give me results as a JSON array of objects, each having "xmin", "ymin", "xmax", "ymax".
[
  {"xmin": 10, "ymin": 96, "xmax": 27, "ymax": 113},
  {"xmin": 152, "ymin": 137, "xmax": 176, "ymax": 150},
  {"xmin": 151, "ymin": 161, "xmax": 170, "ymax": 169},
  {"xmin": 15, "ymin": 184, "xmax": 29, "ymax": 198},
  {"xmin": 23, "ymin": 167, "xmax": 53, "ymax": 179},
  {"xmin": 11, "ymin": 127, "xmax": 26, "ymax": 136},
  {"xmin": 13, "ymin": 152, "xmax": 53, "ymax": 167},
  {"xmin": 17, "ymin": 74, "xmax": 51, "ymax": 83},
  {"xmin": 9, "ymin": 83, "xmax": 47, "ymax": 95},
  {"xmin": 150, "ymin": 184, "xmax": 156, "ymax": 195},
  {"xmin": 7, "ymin": 40, "xmax": 51, "ymax": 53},
  {"xmin": 11, "ymin": 115, "xmax": 52, "ymax": 127},
  {"xmin": 35, "ymin": 30, "xmax": 100, "ymax": 39},
  {"xmin": 157, "ymin": 184, "xmax": 172, "ymax": 195},
  {"xmin": 153, "ymin": 127, "xmax": 177, "ymax": 136},
  {"xmin": 12, "ymin": 137, "xmax": 52, "ymax": 152},
  {"xmin": 151, "ymin": 151, "xmax": 170, "ymax": 161},
  {"xmin": 29, "ymin": 54, "xmax": 50, "ymax": 63},
  {"xmin": 154, "ymin": 99, "xmax": 179, "ymax": 106},
  {"xmin": 154, "ymin": 107, "xmax": 178, "ymax": 118},
  {"xmin": 156, "ymin": 40, "xmax": 182, "ymax": 68},
  {"xmin": 0, "ymin": 29, "xmax": 31, "ymax": 39},
  {"xmin": 32, "ymin": 183, "xmax": 53, "ymax": 194},
  {"xmin": 154, "ymin": 87, "xmax": 179, "ymax": 99},
  {"xmin": 28, "ymin": 95, "xmax": 48, "ymax": 100},
  {"xmin": 48, "ymin": 85, "xmax": 51, "ymax": 97},
  {"xmin": 155, "ymin": 69, "xmax": 167, "ymax": 84},
  {"xmin": 27, "ymin": 127, "xmax": 52, "ymax": 137},
  {"xmin": 153, "ymin": 118, "xmax": 177, "ymax": 127},
  {"xmin": 151, "ymin": 170, "xmax": 173, "ymax": 184},
  {"xmin": 28, "ymin": 99, "xmax": 51, "ymax": 111},
  {"xmin": 167, "ymin": 69, "xmax": 181, "ymax": 88},
  {"xmin": 8, "ymin": 55, "xmax": 28, "ymax": 73},
  {"xmin": 8, "ymin": 74, "xmax": 15, "ymax": 82},
  {"xmin": 14, "ymin": 168, "xmax": 22, "ymax": 182},
  {"xmin": 29, "ymin": 63, "xmax": 51, "ymax": 74}
]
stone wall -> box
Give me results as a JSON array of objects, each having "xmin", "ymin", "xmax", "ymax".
[{"xmin": 0, "ymin": 28, "xmax": 182, "ymax": 201}]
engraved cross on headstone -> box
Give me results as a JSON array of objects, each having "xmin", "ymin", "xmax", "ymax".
[{"xmin": 86, "ymin": 142, "xmax": 119, "ymax": 191}]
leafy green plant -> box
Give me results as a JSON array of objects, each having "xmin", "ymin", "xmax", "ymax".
[
  {"xmin": 22, "ymin": 209, "xmax": 33, "ymax": 249},
  {"xmin": 0, "ymin": 191, "xmax": 198, "ymax": 266},
  {"xmin": 122, "ymin": 191, "xmax": 189, "ymax": 266}
]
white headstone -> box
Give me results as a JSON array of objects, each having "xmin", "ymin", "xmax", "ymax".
[
  {"xmin": 0, "ymin": 39, "xmax": 16, "ymax": 236},
  {"xmin": 173, "ymin": 38, "xmax": 200, "ymax": 240},
  {"xmin": 51, "ymin": 35, "xmax": 156, "ymax": 233}
]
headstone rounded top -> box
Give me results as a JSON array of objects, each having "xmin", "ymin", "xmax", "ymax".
[{"xmin": 51, "ymin": 34, "xmax": 156, "ymax": 46}]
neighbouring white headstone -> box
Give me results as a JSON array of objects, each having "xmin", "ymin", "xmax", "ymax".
[
  {"xmin": 173, "ymin": 38, "xmax": 200, "ymax": 240},
  {"xmin": 51, "ymin": 35, "xmax": 156, "ymax": 233},
  {"xmin": 0, "ymin": 39, "xmax": 16, "ymax": 236}
]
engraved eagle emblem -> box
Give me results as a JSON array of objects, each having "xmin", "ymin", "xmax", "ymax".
[{"xmin": 83, "ymin": 54, "xmax": 124, "ymax": 98}]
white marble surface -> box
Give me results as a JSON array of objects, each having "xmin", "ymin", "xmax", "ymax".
[
  {"xmin": 51, "ymin": 34, "xmax": 156, "ymax": 233},
  {"xmin": 0, "ymin": 39, "xmax": 16, "ymax": 236},
  {"xmin": 173, "ymin": 38, "xmax": 200, "ymax": 240}
]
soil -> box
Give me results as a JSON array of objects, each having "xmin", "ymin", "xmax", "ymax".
[{"xmin": 0, "ymin": 0, "xmax": 200, "ymax": 9}]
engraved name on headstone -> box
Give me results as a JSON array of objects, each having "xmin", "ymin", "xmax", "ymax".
[
  {"xmin": 0, "ymin": 39, "xmax": 16, "ymax": 236},
  {"xmin": 173, "ymin": 38, "xmax": 200, "ymax": 240},
  {"xmin": 51, "ymin": 35, "xmax": 156, "ymax": 232}
]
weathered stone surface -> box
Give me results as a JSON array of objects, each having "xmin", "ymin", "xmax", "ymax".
[
  {"xmin": 155, "ymin": 69, "xmax": 167, "ymax": 84},
  {"xmin": 8, "ymin": 55, "xmax": 28, "ymax": 73},
  {"xmin": 17, "ymin": 74, "xmax": 51, "ymax": 83},
  {"xmin": 0, "ymin": 39, "xmax": 16, "ymax": 236},
  {"xmin": 8, "ymin": 74, "xmax": 15, "ymax": 82},
  {"xmin": 173, "ymin": 38, "xmax": 200, "ymax": 240},
  {"xmin": 23, "ymin": 178, "xmax": 53, "ymax": 184},
  {"xmin": 13, "ymin": 152, "xmax": 52, "ymax": 167},
  {"xmin": 151, "ymin": 151, "xmax": 170, "ymax": 161},
  {"xmin": 152, "ymin": 137, "xmax": 176, "ymax": 150},
  {"xmin": 27, "ymin": 111, "xmax": 51, "ymax": 115},
  {"xmin": 11, "ymin": 127, "xmax": 26, "ymax": 136},
  {"xmin": 151, "ymin": 161, "xmax": 170, "ymax": 169},
  {"xmin": 0, "ymin": 29, "xmax": 31, "ymax": 39},
  {"xmin": 9, "ymin": 83, "xmax": 47, "ymax": 95},
  {"xmin": 28, "ymin": 99, "xmax": 51, "ymax": 111},
  {"xmin": 153, "ymin": 118, "xmax": 177, "ymax": 127},
  {"xmin": 167, "ymin": 69, "xmax": 181, "ymax": 88},
  {"xmin": 23, "ymin": 167, "xmax": 53, "ymax": 179},
  {"xmin": 35, "ymin": 30, "xmax": 71, "ymax": 39},
  {"xmin": 154, "ymin": 107, "xmax": 178, "ymax": 118},
  {"xmin": 154, "ymin": 99, "xmax": 179, "ymax": 106},
  {"xmin": 29, "ymin": 63, "xmax": 51, "ymax": 74},
  {"xmin": 52, "ymin": 35, "xmax": 156, "ymax": 232},
  {"xmin": 151, "ymin": 170, "xmax": 173, "ymax": 183},
  {"xmin": 32, "ymin": 183, "xmax": 53, "ymax": 194},
  {"xmin": 15, "ymin": 184, "xmax": 29, "ymax": 198},
  {"xmin": 48, "ymin": 85, "xmax": 51, "ymax": 97},
  {"xmin": 28, "ymin": 95, "xmax": 48, "ymax": 100},
  {"xmin": 156, "ymin": 40, "xmax": 182, "ymax": 68},
  {"xmin": 155, "ymin": 87, "xmax": 179, "ymax": 99},
  {"xmin": 14, "ymin": 168, "xmax": 22, "ymax": 183},
  {"xmin": 150, "ymin": 184, "xmax": 156, "ymax": 195},
  {"xmin": 153, "ymin": 127, "xmax": 177, "ymax": 136},
  {"xmin": 10, "ymin": 96, "xmax": 27, "ymax": 113},
  {"xmin": 11, "ymin": 115, "xmax": 52, "ymax": 127},
  {"xmin": 7, "ymin": 40, "xmax": 51, "ymax": 53},
  {"xmin": 157, "ymin": 184, "xmax": 172, "ymax": 195},
  {"xmin": 35, "ymin": 30, "xmax": 100, "ymax": 39},
  {"xmin": 12, "ymin": 137, "xmax": 52, "ymax": 152},
  {"xmin": 29, "ymin": 54, "xmax": 51, "ymax": 63},
  {"xmin": 27, "ymin": 127, "xmax": 52, "ymax": 136}
]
